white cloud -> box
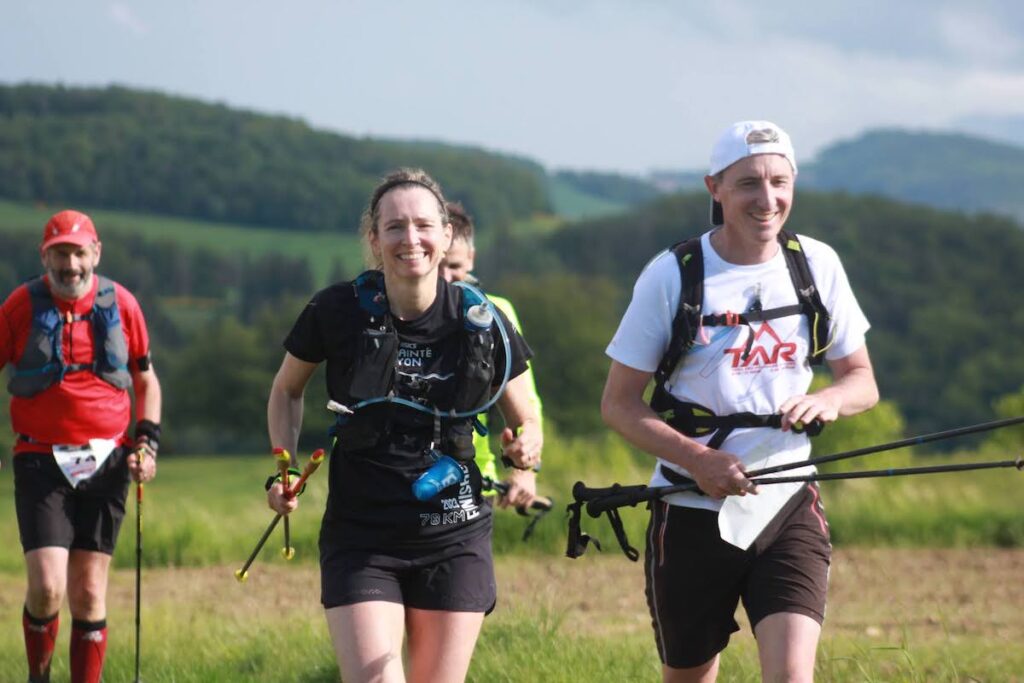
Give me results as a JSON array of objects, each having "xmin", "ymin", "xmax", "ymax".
[
  {"xmin": 108, "ymin": 3, "xmax": 149, "ymax": 37},
  {"xmin": 936, "ymin": 8, "xmax": 1022, "ymax": 66},
  {"xmin": 5, "ymin": 2, "xmax": 1024, "ymax": 172}
]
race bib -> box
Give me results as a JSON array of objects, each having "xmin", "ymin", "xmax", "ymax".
[
  {"xmin": 717, "ymin": 432, "xmax": 810, "ymax": 550},
  {"xmin": 52, "ymin": 439, "xmax": 117, "ymax": 488}
]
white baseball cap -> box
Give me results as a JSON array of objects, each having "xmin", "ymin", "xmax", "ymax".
[{"xmin": 708, "ymin": 120, "xmax": 797, "ymax": 225}]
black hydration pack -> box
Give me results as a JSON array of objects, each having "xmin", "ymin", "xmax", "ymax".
[
  {"xmin": 330, "ymin": 270, "xmax": 496, "ymax": 461},
  {"xmin": 8, "ymin": 275, "xmax": 131, "ymax": 397},
  {"xmin": 650, "ymin": 230, "xmax": 831, "ymax": 450}
]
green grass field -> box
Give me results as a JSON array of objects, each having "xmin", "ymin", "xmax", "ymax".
[
  {"xmin": 0, "ymin": 553, "xmax": 1019, "ymax": 682},
  {"xmin": 545, "ymin": 177, "xmax": 630, "ymax": 220},
  {"xmin": 0, "ymin": 199, "xmax": 364, "ymax": 286},
  {"xmin": 0, "ymin": 441, "xmax": 1021, "ymax": 681}
]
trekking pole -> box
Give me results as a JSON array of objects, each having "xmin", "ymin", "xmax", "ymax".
[
  {"xmin": 484, "ymin": 477, "xmax": 555, "ymax": 541},
  {"xmin": 750, "ymin": 414, "xmax": 1024, "ymax": 478},
  {"xmin": 274, "ymin": 448, "xmax": 295, "ymax": 560},
  {"xmin": 581, "ymin": 458, "xmax": 1024, "ymax": 516},
  {"xmin": 235, "ymin": 448, "xmax": 327, "ymax": 582},
  {"xmin": 748, "ymin": 457, "xmax": 1023, "ymax": 486},
  {"xmin": 485, "ymin": 478, "xmax": 554, "ymax": 513},
  {"xmin": 576, "ymin": 415, "xmax": 1024, "ymax": 516},
  {"xmin": 569, "ymin": 456, "xmax": 1024, "ymax": 560},
  {"xmin": 133, "ymin": 446, "xmax": 148, "ymax": 683}
]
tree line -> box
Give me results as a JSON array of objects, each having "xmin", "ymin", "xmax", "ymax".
[
  {"xmin": 4, "ymin": 183, "xmax": 1024, "ymax": 453},
  {"xmin": 0, "ymin": 84, "xmax": 551, "ymax": 233},
  {"xmin": 3, "ymin": 83, "xmax": 1024, "ymax": 453}
]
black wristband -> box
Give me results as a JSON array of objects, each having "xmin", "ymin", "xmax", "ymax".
[
  {"xmin": 134, "ymin": 419, "xmax": 161, "ymax": 451},
  {"xmin": 265, "ymin": 468, "xmax": 306, "ymax": 495},
  {"xmin": 501, "ymin": 455, "xmax": 540, "ymax": 472}
]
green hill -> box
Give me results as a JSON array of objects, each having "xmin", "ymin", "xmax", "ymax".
[
  {"xmin": 801, "ymin": 129, "xmax": 1024, "ymax": 221},
  {"xmin": 648, "ymin": 129, "xmax": 1024, "ymax": 224},
  {"xmin": 6, "ymin": 86, "xmax": 1024, "ymax": 452},
  {"xmin": 548, "ymin": 170, "xmax": 661, "ymax": 219},
  {"xmin": 0, "ymin": 83, "xmax": 551, "ymax": 233}
]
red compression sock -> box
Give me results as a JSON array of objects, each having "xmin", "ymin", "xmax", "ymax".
[
  {"xmin": 69, "ymin": 618, "xmax": 107, "ymax": 683},
  {"xmin": 23, "ymin": 606, "xmax": 59, "ymax": 683}
]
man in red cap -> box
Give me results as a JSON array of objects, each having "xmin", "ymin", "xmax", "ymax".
[{"xmin": 1, "ymin": 209, "xmax": 162, "ymax": 683}]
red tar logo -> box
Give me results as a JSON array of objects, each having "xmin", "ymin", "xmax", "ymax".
[{"xmin": 724, "ymin": 322, "xmax": 797, "ymax": 370}]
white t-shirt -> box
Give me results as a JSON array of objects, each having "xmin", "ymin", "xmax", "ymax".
[{"xmin": 607, "ymin": 231, "xmax": 870, "ymax": 522}]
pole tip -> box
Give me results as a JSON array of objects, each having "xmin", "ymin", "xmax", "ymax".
[
  {"xmin": 282, "ymin": 548, "xmax": 295, "ymax": 560},
  {"xmin": 234, "ymin": 569, "xmax": 248, "ymax": 583}
]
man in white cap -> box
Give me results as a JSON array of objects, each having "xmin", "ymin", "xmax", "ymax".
[
  {"xmin": 601, "ymin": 121, "xmax": 878, "ymax": 681},
  {"xmin": 1, "ymin": 210, "xmax": 161, "ymax": 683}
]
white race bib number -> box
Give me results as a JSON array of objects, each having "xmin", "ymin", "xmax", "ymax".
[
  {"xmin": 52, "ymin": 439, "xmax": 118, "ymax": 488},
  {"xmin": 717, "ymin": 432, "xmax": 810, "ymax": 550}
]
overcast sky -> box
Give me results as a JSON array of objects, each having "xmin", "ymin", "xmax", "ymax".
[{"xmin": 4, "ymin": 1, "xmax": 1024, "ymax": 174}]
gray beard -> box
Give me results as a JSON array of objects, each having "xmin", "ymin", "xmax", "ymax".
[{"xmin": 47, "ymin": 270, "xmax": 92, "ymax": 300}]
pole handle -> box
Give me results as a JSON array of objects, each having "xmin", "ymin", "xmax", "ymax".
[
  {"xmin": 287, "ymin": 448, "xmax": 326, "ymax": 498},
  {"xmin": 273, "ymin": 447, "xmax": 292, "ymax": 489},
  {"xmin": 522, "ymin": 495, "xmax": 554, "ymax": 513}
]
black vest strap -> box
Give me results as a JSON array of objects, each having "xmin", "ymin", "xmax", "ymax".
[
  {"xmin": 778, "ymin": 233, "xmax": 832, "ymax": 364},
  {"xmin": 330, "ymin": 273, "xmax": 496, "ymax": 461},
  {"xmin": 651, "ymin": 239, "xmax": 703, "ymax": 413},
  {"xmin": 659, "ymin": 464, "xmax": 698, "ymax": 488},
  {"xmin": 660, "ymin": 400, "xmax": 823, "ymax": 452},
  {"xmin": 650, "ymin": 230, "xmax": 833, "ymax": 417},
  {"xmin": 701, "ymin": 304, "xmax": 804, "ymax": 327},
  {"xmin": 8, "ymin": 275, "xmax": 130, "ymax": 397}
]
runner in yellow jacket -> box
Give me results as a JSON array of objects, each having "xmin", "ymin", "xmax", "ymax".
[{"xmin": 441, "ymin": 202, "xmax": 542, "ymax": 508}]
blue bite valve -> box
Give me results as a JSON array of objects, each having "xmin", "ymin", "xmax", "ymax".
[{"xmin": 412, "ymin": 454, "xmax": 464, "ymax": 501}]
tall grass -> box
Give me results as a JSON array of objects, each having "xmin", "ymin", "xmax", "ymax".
[
  {"xmin": 0, "ymin": 437, "xmax": 1021, "ymax": 681},
  {"xmin": 0, "ymin": 434, "xmax": 1019, "ymax": 575}
]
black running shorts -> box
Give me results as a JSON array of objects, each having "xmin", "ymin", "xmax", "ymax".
[
  {"xmin": 14, "ymin": 448, "xmax": 131, "ymax": 555},
  {"xmin": 645, "ymin": 483, "xmax": 831, "ymax": 669},
  {"xmin": 320, "ymin": 522, "xmax": 496, "ymax": 613}
]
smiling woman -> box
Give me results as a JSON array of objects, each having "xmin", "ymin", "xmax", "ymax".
[
  {"xmin": 263, "ymin": 167, "xmax": 544, "ymax": 682},
  {"xmin": 360, "ymin": 170, "xmax": 450, "ymax": 272},
  {"xmin": 366, "ymin": 181, "xmax": 453, "ymax": 310}
]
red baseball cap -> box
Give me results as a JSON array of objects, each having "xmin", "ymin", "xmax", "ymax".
[{"xmin": 40, "ymin": 210, "xmax": 100, "ymax": 252}]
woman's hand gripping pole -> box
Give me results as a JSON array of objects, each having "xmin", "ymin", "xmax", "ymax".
[{"xmin": 234, "ymin": 448, "xmax": 327, "ymax": 582}]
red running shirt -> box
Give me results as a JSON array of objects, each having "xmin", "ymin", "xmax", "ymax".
[{"xmin": 0, "ymin": 275, "xmax": 150, "ymax": 453}]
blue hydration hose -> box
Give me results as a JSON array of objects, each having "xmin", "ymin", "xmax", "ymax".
[{"xmin": 326, "ymin": 281, "xmax": 513, "ymax": 500}]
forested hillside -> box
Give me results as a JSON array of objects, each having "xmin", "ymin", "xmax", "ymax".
[
  {"xmin": 800, "ymin": 130, "xmax": 1024, "ymax": 221},
  {"xmin": 0, "ymin": 84, "xmax": 551, "ymax": 232},
  {"xmin": 3, "ymin": 186, "xmax": 1021, "ymax": 451},
  {"xmin": 3, "ymin": 84, "xmax": 1024, "ymax": 452}
]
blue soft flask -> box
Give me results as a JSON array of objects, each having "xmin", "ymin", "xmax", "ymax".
[{"xmin": 412, "ymin": 453, "xmax": 464, "ymax": 500}]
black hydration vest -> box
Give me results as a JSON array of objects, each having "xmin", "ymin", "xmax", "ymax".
[
  {"xmin": 8, "ymin": 275, "xmax": 131, "ymax": 397},
  {"xmin": 329, "ymin": 271, "xmax": 496, "ymax": 461},
  {"xmin": 650, "ymin": 230, "xmax": 831, "ymax": 452}
]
